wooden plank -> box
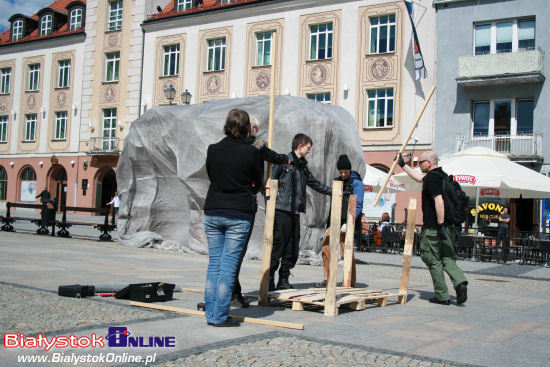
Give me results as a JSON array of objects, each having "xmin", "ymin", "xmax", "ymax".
[
  {"xmin": 325, "ymin": 181, "xmax": 343, "ymax": 316},
  {"xmin": 259, "ymin": 180, "xmax": 278, "ymax": 306},
  {"xmin": 130, "ymin": 301, "xmax": 304, "ymax": 330},
  {"xmin": 373, "ymin": 85, "xmax": 436, "ymax": 206},
  {"xmin": 398, "ymin": 198, "xmax": 417, "ymax": 304},
  {"xmin": 292, "ymin": 301, "xmax": 304, "ymax": 311},
  {"xmin": 180, "ymin": 288, "xmax": 204, "ymax": 294},
  {"xmin": 265, "ymin": 31, "xmax": 277, "ymax": 198},
  {"xmin": 377, "ymin": 297, "xmax": 388, "ymax": 307},
  {"xmin": 343, "ymin": 195, "xmax": 356, "ymax": 288}
]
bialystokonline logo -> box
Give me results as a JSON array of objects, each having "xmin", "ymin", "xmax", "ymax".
[{"xmin": 4, "ymin": 326, "xmax": 176, "ymax": 351}]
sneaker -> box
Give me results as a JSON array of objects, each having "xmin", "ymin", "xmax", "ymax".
[
  {"xmin": 429, "ymin": 297, "xmax": 450, "ymax": 305},
  {"xmin": 455, "ymin": 282, "xmax": 468, "ymax": 305},
  {"xmin": 315, "ymin": 279, "xmax": 327, "ymax": 288},
  {"xmin": 197, "ymin": 302, "xmax": 205, "ymax": 311},
  {"xmin": 230, "ymin": 294, "xmax": 250, "ymax": 308},
  {"xmin": 208, "ymin": 318, "xmax": 241, "ymax": 327}
]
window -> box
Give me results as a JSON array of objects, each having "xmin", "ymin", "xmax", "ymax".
[
  {"xmin": 27, "ymin": 64, "xmax": 40, "ymax": 91},
  {"xmin": 108, "ymin": 0, "xmax": 123, "ymax": 31},
  {"xmin": 12, "ymin": 20, "xmax": 23, "ymax": 41},
  {"xmin": 307, "ymin": 92, "xmax": 330, "ymax": 104},
  {"xmin": 24, "ymin": 114, "xmax": 37, "ymax": 142},
  {"xmin": 207, "ymin": 38, "xmax": 226, "ymax": 71},
  {"xmin": 102, "ymin": 108, "xmax": 117, "ymax": 151},
  {"xmin": 472, "ymin": 98, "xmax": 533, "ymax": 137},
  {"xmin": 474, "ymin": 19, "xmax": 535, "ymax": 55},
  {"xmin": 255, "ymin": 31, "xmax": 272, "ymax": 66},
  {"xmin": 21, "ymin": 167, "xmax": 36, "ymax": 181},
  {"xmin": 309, "ymin": 23, "xmax": 333, "ymax": 60},
  {"xmin": 40, "ymin": 15, "xmax": 52, "ymax": 36},
  {"xmin": 104, "ymin": 52, "xmax": 120, "ymax": 82},
  {"xmin": 0, "ymin": 115, "xmax": 7, "ymax": 142},
  {"xmin": 57, "ymin": 60, "xmax": 70, "ymax": 88},
  {"xmin": 370, "ymin": 15, "xmax": 396, "ymax": 54},
  {"xmin": 366, "ymin": 88, "xmax": 394, "ymax": 128},
  {"xmin": 69, "ymin": 8, "xmax": 83, "ymax": 30},
  {"xmin": 0, "ymin": 166, "xmax": 6, "ymax": 200},
  {"xmin": 177, "ymin": 0, "xmax": 192, "ymax": 10},
  {"xmin": 20, "ymin": 167, "xmax": 36, "ymax": 201},
  {"xmin": 1, "ymin": 68, "xmax": 11, "ymax": 94},
  {"xmin": 54, "ymin": 111, "xmax": 67, "ymax": 140},
  {"xmin": 163, "ymin": 44, "xmax": 180, "ymax": 76}
]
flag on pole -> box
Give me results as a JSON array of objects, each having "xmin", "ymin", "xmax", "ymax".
[{"xmin": 405, "ymin": 1, "xmax": 427, "ymax": 80}]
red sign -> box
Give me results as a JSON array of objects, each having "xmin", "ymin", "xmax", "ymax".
[
  {"xmin": 453, "ymin": 175, "xmax": 476, "ymax": 185},
  {"xmin": 480, "ymin": 188, "xmax": 500, "ymax": 197}
]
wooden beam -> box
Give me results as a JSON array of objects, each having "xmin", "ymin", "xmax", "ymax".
[
  {"xmin": 259, "ymin": 179, "xmax": 278, "ymax": 306},
  {"xmin": 398, "ymin": 198, "xmax": 417, "ymax": 304},
  {"xmin": 343, "ymin": 195, "xmax": 356, "ymax": 288},
  {"xmin": 373, "ymin": 85, "xmax": 436, "ymax": 206},
  {"xmin": 130, "ymin": 301, "xmax": 304, "ymax": 330},
  {"xmin": 325, "ymin": 180, "xmax": 343, "ymax": 317},
  {"xmin": 265, "ymin": 31, "xmax": 277, "ymax": 198}
]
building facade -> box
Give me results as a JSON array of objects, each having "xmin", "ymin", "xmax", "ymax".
[
  {"xmin": 433, "ymin": 0, "xmax": 549, "ymax": 232},
  {"xmin": 142, "ymin": 0, "xmax": 436, "ymax": 222}
]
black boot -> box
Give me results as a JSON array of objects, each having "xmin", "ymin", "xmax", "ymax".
[{"xmin": 276, "ymin": 276, "xmax": 293, "ymax": 290}]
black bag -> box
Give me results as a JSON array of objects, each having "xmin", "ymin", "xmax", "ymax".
[
  {"xmin": 437, "ymin": 171, "xmax": 469, "ymax": 226},
  {"xmin": 115, "ymin": 282, "xmax": 175, "ymax": 303},
  {"xmin": 58, "ymin": 285, "xmax": 95, "ymax": 298}
]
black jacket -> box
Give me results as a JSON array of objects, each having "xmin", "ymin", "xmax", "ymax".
[
  {"xmin": 272, "ymin": 152, "xmax": 332, "ymax": 213},
  {"xmin": 204, "ymin": 136, "xmax": 262, "ymax": 213}
]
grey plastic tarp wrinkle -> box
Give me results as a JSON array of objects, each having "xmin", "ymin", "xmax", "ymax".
[{"xmin": 116, "ymin": 96, "xmax": 365, "ymax": 264}]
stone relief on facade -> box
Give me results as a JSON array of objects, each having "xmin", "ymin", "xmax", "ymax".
[
  {"xmin": 0, "ymin": 97, "xmax": 7, "ymax": 112},
  {"xmin": 102, "ymin": 85, "xmax": 118, "ymax": 103},
  {"xmin": 309, "ymin": 64, "xmax": 328, "ymax": 85},
  {"xmin": 369, "ymin": 58, "xmax": 391, "ymax": 80},
  {"xmin": 56, "ymin": 91, "xmax": 67, "ymax": 107},
  {"xmin": 26, "ymin": 94, "xmax": 37, "ymax": 110},
  {"xmin": 255, "ymin": 70, "xmax": 270, "ymax": 90},
  {"xmin": 206, "ymin": 75, "xmax": 222, "ymax": 94}
]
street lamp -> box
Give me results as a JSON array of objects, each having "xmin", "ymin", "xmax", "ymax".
[
  {"xmin": 164, "ymin": 86, "xmax": 176, "ymax": 105},
  {"xmin": 181, "ymin": 89, "xmax": 192, "ymax": 105}
]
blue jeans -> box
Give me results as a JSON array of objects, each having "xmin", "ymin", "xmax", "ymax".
[{"xmin": 204, "ymin": 215, "xmax": 251, "ymax": 324}]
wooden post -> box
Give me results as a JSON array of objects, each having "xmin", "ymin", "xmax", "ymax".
[
  {"xmin": 265, "ymin": 31, "xmax": 277, "ymax": 198},
  {"xmin": 259, "ymin": 180, "xmax": 278, "ymax": 306},
  {"xmin": 325, "ymin": 180, "xmax": 343, "ymax": 316},
  {"xmin": 373, "ymin": 85, "xmax": 436, "ymax": 206},
  {"xmin": 343, "ymin": 195, "xmax": 356, "ymax": 288},
  {"xmin": 398, "ymin": 198, "xmax": 417, "ymax": 304}
]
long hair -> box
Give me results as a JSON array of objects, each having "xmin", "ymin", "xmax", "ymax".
[{"xmin": 224, "ymin": 109, "xmax": 251, "ymax": 138}]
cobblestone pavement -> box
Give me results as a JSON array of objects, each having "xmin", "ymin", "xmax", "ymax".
[
  {"xmin": 0, "ymin": 282, "xmax": 169, "ymax": 339},
  {"xmin": 153, "ymin": 334, "xmax": 475, "ymax": 367}
]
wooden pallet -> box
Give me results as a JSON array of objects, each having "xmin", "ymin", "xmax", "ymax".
[{"xmin": 265, "ymin": 287, "xmax": 404, "ymax": 313}]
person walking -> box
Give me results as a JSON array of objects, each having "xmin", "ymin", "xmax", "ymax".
[
  {"xmin": 316, "ymin": 154, "xmax": 364, "ymax": 288},
  {"xmin": 202, "ymin": 109, "xmax": 262, "ymax": 327},
  {"xmin": 398, "ymin": 151, "xmax": 468, "ymax": 305},
  {"xmin": 496, "ymin": 207, "xmax": 511, "ymax": 263},
  {"xmin": 269, "ymin": 133, "xmax": 332, "ymax": 291}
]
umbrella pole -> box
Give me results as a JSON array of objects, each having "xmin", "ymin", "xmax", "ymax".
[{"xmin": 470, "ymin": 186, "xmax": 481, "ymax": 262}]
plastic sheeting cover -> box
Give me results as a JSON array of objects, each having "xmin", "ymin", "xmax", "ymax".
[{"xmin": 117, "ymin": 96, "xmax": 365, "ymax": 263}]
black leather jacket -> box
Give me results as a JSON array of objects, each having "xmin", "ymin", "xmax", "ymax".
[{"xmin": 272, "ymin": 152, "xmax": 332, "ymax": 213}]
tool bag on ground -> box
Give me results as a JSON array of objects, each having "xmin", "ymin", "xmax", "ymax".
[
  {"xmin": 58, "ymin": 285, "xmax": 95, "ymax": 298},
  {"xmin": 115, "ymin": 282, "xmax": 175, "ymax": 303},
  {"xmin": 436, "ymin": 171, "xmax": 469, "ymax": 226}
]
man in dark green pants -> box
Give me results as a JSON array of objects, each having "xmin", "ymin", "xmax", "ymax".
[{"xmin": 398, "ymin": 150, "xmax": 468, "ymax": 305}]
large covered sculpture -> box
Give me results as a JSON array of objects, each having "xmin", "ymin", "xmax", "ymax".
[{"xmin": 117, "ymin": 96, "xmax": 365, "ymax": 263}]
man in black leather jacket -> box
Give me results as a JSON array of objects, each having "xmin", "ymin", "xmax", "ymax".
[{"xmin": 269, "ymin": 133, "xmax": 332, "ymax": 290}]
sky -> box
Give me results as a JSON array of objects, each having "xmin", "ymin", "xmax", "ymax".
[{"xmin": 0, "ymin": 0, "xmax": 53, "ymax": 33}]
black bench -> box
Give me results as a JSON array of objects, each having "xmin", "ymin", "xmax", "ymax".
[
  {"xmin": 57, "ymin": 205, "xmax": 116, "ymax": 241},
  {"xmin": 1, "ymin": 202, "xmax": 56, "ymax": 235}
]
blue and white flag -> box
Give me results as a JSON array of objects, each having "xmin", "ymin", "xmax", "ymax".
[{"xmin": 405, "ymin": 1, "xmax": 427, "ymax": 80}]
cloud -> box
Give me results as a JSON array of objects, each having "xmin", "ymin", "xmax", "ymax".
[{"xmin": 0, "ymin": 0, "xmax": 54, "ymax": 33}]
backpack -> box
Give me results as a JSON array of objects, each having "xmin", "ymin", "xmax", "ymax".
[{"xmin": 436, "ymin": 171, "xmax": 469, "ymax": 226}]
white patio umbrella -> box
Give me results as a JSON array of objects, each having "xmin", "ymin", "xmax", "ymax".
[
  {"xmin": 393, "ymin": 146, "xmax": 550, "ymax": 231},
  {"xmin": 363, "ymin": 164, "xmax": 405, "ymax": 193}
]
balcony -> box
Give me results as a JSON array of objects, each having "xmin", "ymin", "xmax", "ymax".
[
  {"xmin": 456, "ymin": 133, "xmax": 543, "ymax": 159},
  {"xmin": 88, "ymin": 137, "xmax": 123, "ymax": 154},
  {"xmin": 456, "ymin": 49, "xmax": 545, "ymax": 86}
]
